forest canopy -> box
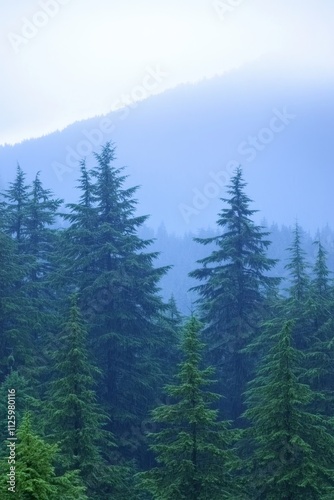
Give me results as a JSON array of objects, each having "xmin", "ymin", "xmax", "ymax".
[{"xmin": 1, "ymin": 143, "xmax": 334, "ymax": 499}]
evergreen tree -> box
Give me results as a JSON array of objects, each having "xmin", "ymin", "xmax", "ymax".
[
  {"xmin": 0, "ymin": 168, "xmax": 61, "ymax": 384},
  {"xmin": 306, "ymin": 240, "xmax": 332, "ymax": 344},
  {"xmin": 285, "ymin": 224, "xmax": 310, "ymax": 302},
  {"xmin": 0, "ymin": 412, "xmax": 87, "ymax": 499},
  {"xmin": 56, "ymin": 143, "xmax": 171, "ymax": 463},
  {"xmin": 0, "ymin": 230, "xmax": 37, "ymax": 381},
  {"xmin": 305, "ymin": 242, "xmax": 334, "ymax": 415},
  {"xmin": 243, "ymin": 322, "xmax": 334, "ymax": 499},
  {"xmin": 138, "ymin": 317, "xmax": 242, "ymax": 499},
  {"xmin": 1, "ymin": 164, "xmax": 30, "ymax": 248},
  {"xmin": 0, "ymin": 371, "xmax": 40, "ymax": 447},
  {"xmin": 47, "ymin": 295, "xmax": 129, "ymax": 499},
  {"xmin": 58, "ymin": 159, "xmax": 98, "ymax": 290},
  {"xmin": 0, "ymin": 168, "xmax": 35, "ymax": 372},
  {"xmin": 283, "ymin": 224, "xmax": 312, "ymax": 351},
  {"xmin": 190, "ymin": 167, "xmax": 279, "ymax": 420},
  {"xmin": 166, "ymin": 294, "xmax": 183, "ymax": 327},
  {"xmin": 24, "ymin": 173, "xmax": 64, "ymax": 387},
  {"xmin": 312, "ymin": 241, "xmax": 331, "ymax": 299},
  {"xmin": 25, "ymin": 171, "xmax": 62, "ymax": 284}
]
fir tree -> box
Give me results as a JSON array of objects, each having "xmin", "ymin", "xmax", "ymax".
[
  {"xmin": 0, "ymin": 412, "xmax": 87, "ymax": 499},
  {"xmin": 243, "ymin": 322, "xmax": 334, "ymax": 499},
  {"xmin": 285, "ymin": 224, "xmax": 310, "ymax": 302},
  {"xmin": 138, "ymin": 317, "xmax": 243, "ymax": 499},
  {"xmin": 306, "ymin": 240, "xmax": 332, "ymax": 344},
  {"xmin": 24, "ymin": 173, "xmax": 63, "ymax": 382},
  {"xmin": 283, "ymin": 224, "xmax": 312, "ymax": 351},
  {"xmin": 190, "ymin": 167, "xmax": 279, "ymax": 420},
  {"xmin": 58, "ymin": 159, "xmax": 99, "ymax": 289},
  {"xmin": 312, "ymin": 240, "xmax": 331, "ymax": 299},
  {"xmin": 305, "ymin": 242, "xmax": 334, "ymax": 415},
  {"xmin": 166, "ymin": 295, "xmax": 183, "ymax": 325},
  {"xmin": 0, "ymin": 371, "xmax": 40, "ymax": 447},
  {"xmin": 57, "ymin": 143, "xmax": 171, "ymax": 463},
  {"xmin": 0, "ymin": 230, "xmax": 37, "ymax": 381},
  {"xmin": 1, "ymin": 164, "xmax": 30, "ymax": 248},
  {"xmin": 47, "ymin": 295, "xmax": 129, "ymax": 499},
  {"xmin": 0, "ymin": 168, "xmax": 61, "ymax": 383},
  {"xmin": 25, "ymin": 171, "xmax": 62, "ymax": 284}
]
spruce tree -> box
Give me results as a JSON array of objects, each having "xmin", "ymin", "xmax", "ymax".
[
  {"xmin": 308, "ymin": 241, "xmax": 333, "ymax": 341},
  {"xmin": 166, "ymin": 295, "xmax": 183, "ymax": 327},
  {"xmin": 56, "ymin": 143, "xmax": 171, "ymax": 462},
  {"xmin": 47, "ymin": 295, "xmax": 129, "ymax": 499},
  {"xmin": 312, "ymin": 241, "xmax": 331, "ymax": 299},
  {"xmin": 305, "ymin": 242, "xmax": 334, "ymax": 415},
  {"xmin": 190, "ymin": 167, "xmax": 279, "ymax": 420},
  {"xmin": 24, "ymin": 173, "xmax": 64, "ymax": 386},
  {"xmin": 243, "ymin": 322, "xmax": 334, "ymax": 499},
  {"xmin": 0, "ymin": 231, "xmax": 20, "ymax": 379},
  {"xmin": 0, "ymin": 230, "xmax": 37, "ymax": 381},
  {"xmin": 285, "ymin": 224, "xmax": 310, "ymax": 302},
  {"xmin": 0, "ymin": 371, "xmax": 40, "ymax": 447},
  {"xmin": 0, "ymin": 168, "xmax": 35, "ymax": 374},
  {"xmin": 25, "ymin": 171, "xmax": 62, "ymax": 284},
  {"xmin": 138, "ymin": 317, "xmax": 242, "ymax": 499},
  {"xmin": 1, "ymin": 164, "xmax": 30, "ymax": 248},
  {"xmin": 283, "ymin": 224, "xmax": 312, "ymax": 351},
  {"xmin": 1, "ymin": 168, "xmax": 61, "ymax": 384},
  {"xmin": 58, "ymin": 159, "xmax": 98, "ymax": 290},
  {"xmin": 0, "ymin": 412, "xmax": 87, "ymax": 499}
]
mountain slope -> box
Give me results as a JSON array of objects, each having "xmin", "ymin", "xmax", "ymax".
[{"xmin": 1, "ymin": 59, "xmax": 333, "ymax": 234}]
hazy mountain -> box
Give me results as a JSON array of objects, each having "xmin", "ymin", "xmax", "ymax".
[{"xmin": 1, "ymin": 57, "xmax": 333, "ymax": 234}]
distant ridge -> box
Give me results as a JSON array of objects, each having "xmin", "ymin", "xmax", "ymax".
[{"xmin": 1, "ymin": 58, "xmax": 333, "ymax": 234}]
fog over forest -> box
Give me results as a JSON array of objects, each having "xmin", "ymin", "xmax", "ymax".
[{"xmin": 1, "ymin": 1, "xmax": 334, "ymax": 498}]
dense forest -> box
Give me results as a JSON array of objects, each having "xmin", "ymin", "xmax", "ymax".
[{"xmin": 1, "ymin": 142, "xmax": 334, "ymax": 498}]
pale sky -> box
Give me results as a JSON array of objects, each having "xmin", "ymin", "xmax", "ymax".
[{"xmin": 1, "ymin": 0, "xmax": 334, "ymax": 145}]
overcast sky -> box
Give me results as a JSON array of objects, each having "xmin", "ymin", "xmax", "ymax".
[{"xmin": 1, "ymin": 0, "xmax": 334, "ymax": 145}]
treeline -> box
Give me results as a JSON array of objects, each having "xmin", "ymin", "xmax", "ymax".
[
  {"xmin": 142, "ymin": 222, "xmax": 334, "ymax": 316},
  {"xmin": 0, "ymin": 143, "xmax": 334, "ymax": 498}
]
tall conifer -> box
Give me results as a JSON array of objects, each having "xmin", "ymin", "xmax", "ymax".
[
  {"xmin": 244, "ymin": 322, "xmax": 334, "ymax": 499},
  {"xmin": 138, "ymin": 317, "xmax": 242, "ymax": 499},
  {"xmin": 190, "ymin": 167, "xmax": 279, "ymax": 420}
]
